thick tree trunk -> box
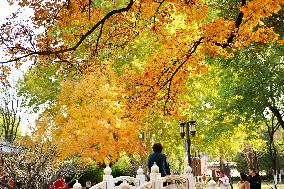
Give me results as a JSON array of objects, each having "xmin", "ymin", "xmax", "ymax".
[
  {"xmin": 266, "ymin": 119, "xmax": 280, "ymax": 176},
  {"xmin": 220, "ymin": 156, "xmax": 224, "ymax": 171}
]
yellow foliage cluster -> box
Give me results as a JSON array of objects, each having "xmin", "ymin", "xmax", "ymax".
[
  {"xmin": 36, "ymin": 63, "xmax": 144, "ymax": 163},
  {"xmin": 123, "ymin": 0, "xmax": 284, "ymax": 118}
]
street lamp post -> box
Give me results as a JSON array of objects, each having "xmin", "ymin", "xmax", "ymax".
[{"xmin": 180, "ymin": 120, "xmax": 196, "ymax": 167}]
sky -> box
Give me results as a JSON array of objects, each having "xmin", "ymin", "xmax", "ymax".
[
  {"xmin": 0, "ymin": 0, "xmax": 15, "ymax": 18},
  {"xmin": 0, "ymin": 0, "xmax": 38, "ymax": 135}
]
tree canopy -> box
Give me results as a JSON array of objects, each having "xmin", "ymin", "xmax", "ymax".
[{"xmin": 1, "ymin": 0, "xmax": 284, "ymax": 166}]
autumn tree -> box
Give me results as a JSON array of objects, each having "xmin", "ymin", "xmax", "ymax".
[
  {"xmin": 1, "ymin": 0, "xmax": 283, "ymax": 103},
  {"xmin": 177, "ymin": 41, "xmax": 283, "ymax": 174},
  {"xmin": 31, "ymin": 63, "xmax": 144, "ymax": 164},
  {"xmin": 175, "ymin": 64, "xmax": 266, "ymax": 169},
  {"xmin": 2, "ymin": 0, "xmax": 284, "ymax": 168}
]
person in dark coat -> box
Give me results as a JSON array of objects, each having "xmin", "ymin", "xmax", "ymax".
[
  {"xmin": 248, "ymin": 168, "xmax": 261, "ymax": 189},
  {"xmin": 147, "ymin": 143, "xmax": 170, "ymax": 177}
]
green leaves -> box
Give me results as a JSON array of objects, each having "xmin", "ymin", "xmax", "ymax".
[{"xmin": 17, "ymin": 61, "xmax": 61, "ymax": 112}]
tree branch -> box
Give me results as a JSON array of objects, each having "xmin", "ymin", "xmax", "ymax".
[
  {"xmin": 0, "ymin": 0, "xmax": 134, "ymax": 64},
  {"xmin": 214, "ymin": 0, "xmax": 246, "ymax": 48},
  {"xmin": 93, "ymin": 21, "xmax": 104, "ymax": 56},
  {"xmin": 269, "ymin": 105, "xmax": 284, "ymax": 129},
  {"xmin": 161, "ymin": 37, "xmax": 204, "ymax": 90}
]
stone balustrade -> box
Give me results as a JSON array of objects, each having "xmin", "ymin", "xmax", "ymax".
[{"xmin": 73, "ymin": 163, "xmax": 216, "ymax": 189}]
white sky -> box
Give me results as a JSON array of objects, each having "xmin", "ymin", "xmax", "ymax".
[
  {"xmin": 0, "ymin": 0, "xmax": 37, "ymax": 135},
  {"xmin": 0, "ymin": 0, "xmax": 15, "ymax": 18}
]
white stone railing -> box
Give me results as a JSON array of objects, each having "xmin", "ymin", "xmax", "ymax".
[{"xmin": 73, "ymin": 163, "xmax": 217, "ymax": 189}]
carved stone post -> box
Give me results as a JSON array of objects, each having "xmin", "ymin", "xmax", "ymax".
[
  {"xmin": 73, "ymin": 180, "xmax": 82, "ymax": 189},
  {"xmin": 136, "ymin": 166, "xmax": 146, "ymax": 187},
  {"xmin": 103, "ymin": 164, "xmax": 114, "ymax": 189},
  {"xmin": 150, "ymin": 162, "xmax": 162, "ymax": 189},
  {"xmin": 183, "ymin": 164, "xmax": 195, "ymax": 189}
]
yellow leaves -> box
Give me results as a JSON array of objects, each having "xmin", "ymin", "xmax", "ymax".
[
  {"xmin": 279, "ymin": 37, "xmax": 284, "ymax": 45},
  {"xmin": 35, "ymin": 63, "xmax": 144, "ymax": 164},
  {"xmin": 1, "ymin": 65, "xmax": 12, "ymax": 75},
  {"xmin": 238, "ymin": 0, "xmax": 284, "ymax": 41},
  {"xmin": 241, "ymin": 0, "xmax": 284, "ymax": 20},
  {"xmin": 233, "ymin": 27, "xmax": 279, "ymax": 49},
  {"xmin": 254, "ymin": 27, "xmax": 279, "ymax": 43},
  {"xmin": 184, "ymin": 3, "xmax": 208, "ymax": 25},
  {"xmin": 203, "ymin": 19, "xmax": 235, "ymax": 44}
]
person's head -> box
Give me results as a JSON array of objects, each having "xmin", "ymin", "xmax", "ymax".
[
  {"xmin": 152, "ymin": 143, "xmax": 163, "ymax": 153},
  {"xmin": 249, "ymin": 168, "xmax": 256, "ymax": 176},
  {"xmin": 240, "ymin": 173, "xmax": 248, "ymax": 181}
]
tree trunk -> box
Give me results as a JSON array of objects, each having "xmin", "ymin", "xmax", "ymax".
[
  {"xmin": 267, "ymin": 120, "xmax": 278, "ymax": 176},
  {"xmin": 220, "ymin": 156, "xmax": 224, "ymax": 171}
]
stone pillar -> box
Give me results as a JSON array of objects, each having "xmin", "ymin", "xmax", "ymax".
[
  {"xmin": 73, "ymin": 180, "xmax": 82, "ymax": 189},
  {"xmin": 103, "ymin": 164, "xmax": 114, "ymax": 189},
  {"xmin": 150, "ymin": 162, "xmax": 162, "ymax": 189},
  {"xmin": 207, "ymin": 179, "xmax": 217, "ymax": 189},
  {"xmin": 136, "ymin": 166, "xmax": 146, "ymax": 186},
  {"xmin": 183, "ymin": 164, "xmax": 195, "ymax": 189}
]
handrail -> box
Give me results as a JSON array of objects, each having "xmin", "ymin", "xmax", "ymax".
[
  {"xmin": 136, "ymin": 181, "xmax": 152, "ymax": 189},
  {"xmin": 90, "ymin": 181, "xmax": 106, "ymax": 189}
]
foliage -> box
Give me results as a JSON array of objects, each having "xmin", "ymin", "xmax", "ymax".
[
  {"xmin": 66, "ymin": 165, "xmax": 104, "ymax": 186},
  {"xmin": 111, "ymin": 155, "xmax": 137, "ymax": 177},
  {"xmin": 17, "ymin": 61, "xmax": 61, "ymax": 112},
  {"xmin": 1, "ymin": 0, "xmax": 282, "ymax": 114},
  {"xmin": 215, "ymin": 44, "xmax": 284, "ymax": 122},
  {"xmin": 208, "ymin": 43, "xmax": 284, "ymax": 171},
  {"xmin": 1, "ymin": 140, "xmax": 85, "ymax": 189},
  {"xmin": 34, "ymin": 63, "xmax": 144, "ymax": 164},
  {"xmin": 174, "ymin": 64, "xmax": 266, "ymax": 161},
  {"xmin": 234, "ymin": 152, "xmax": 249, "ymax": 174},
  {"xmin": 1, "ymin": 0, "xmax": 284, "ymax": 168}
]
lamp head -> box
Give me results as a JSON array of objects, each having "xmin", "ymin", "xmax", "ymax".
[
  {"xmin": 189, "ymin": 120, "xmax": 196, "ymax": 137},
  {"xmin": 180, "ymin": 122, "xmax": 185, "ymax": 138}
]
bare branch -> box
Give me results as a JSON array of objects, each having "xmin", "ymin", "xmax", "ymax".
[{"xmin": 94, "ymin": 21, "xmax": 105, "ymax": 56}]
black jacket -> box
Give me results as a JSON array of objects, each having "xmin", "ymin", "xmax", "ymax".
[
  {"xmin": 147, "ymin": 152, "xmax": 170, "ymax": 177},
  {"xmin": 248, "ymin": 174, "xmax": 261, "ymax": 189}
]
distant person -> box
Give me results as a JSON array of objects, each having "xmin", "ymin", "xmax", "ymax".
[
  {"xmin": 49, "ymin": 177, "xmax": 69, "ymax": 189},
  {"xmin": 248, "ymin": 168, "xmax": 261, "ymax": 189},
  {"xmin": 202, "ymin": 174, "xmax": 207, "ymax": 183},
  {"xmin": 219, "ymin": 170, "xmax": 230, "ymax": 189},
  {"xmin": 147, "ymin": 143, "xmax": 170, "ymax": 177},
  {"xmin": 238, "ymin": 173, "xmax": 250, "ymax": 189}
]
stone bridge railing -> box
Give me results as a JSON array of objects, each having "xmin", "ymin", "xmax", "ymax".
[{"xmin": 72, "ymin": 163, "xmax": 217, "ymax": 189}]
